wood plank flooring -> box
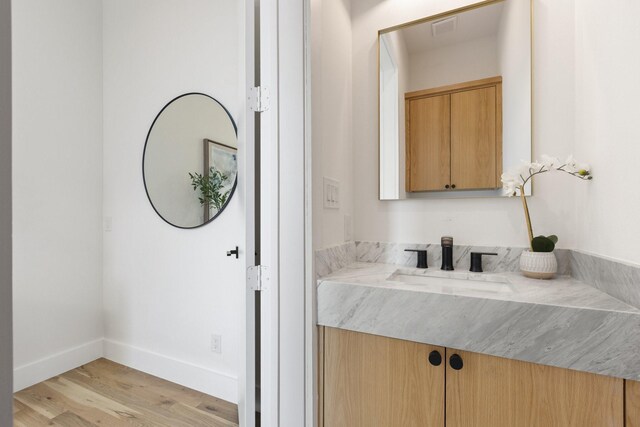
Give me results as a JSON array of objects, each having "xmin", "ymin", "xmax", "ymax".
[{"xmin": 13, "ymin": 358, "xmax": 239, "ymax": 427}]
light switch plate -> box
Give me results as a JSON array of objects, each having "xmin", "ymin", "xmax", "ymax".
[{"xmin": 323, "ymin": 177, "xmax": 340, "ymax": 209}]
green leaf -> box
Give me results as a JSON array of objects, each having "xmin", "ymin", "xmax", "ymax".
[
  {"xmin": 531, "ymin": 235, "xmax": 555, "ymax": 252},
  {"xmin": 546, "ymin": 235, "xmax": 558, "ymax": 244},
  {"xmin": 188, "ymin": 166, "xmax": 233, "ymax": 211}
]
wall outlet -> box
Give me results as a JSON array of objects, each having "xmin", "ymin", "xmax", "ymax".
[
  {"xmin": 211, "ymin": 334, "xmax": 222, "ymax": 354},
  {"xmin": 323, "ymin": 177, "xmax": 340, "ymax": 209}
]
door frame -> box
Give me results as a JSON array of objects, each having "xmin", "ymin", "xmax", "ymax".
[
  {"xmin": 258, "ymin": 0, "xmax": 280, "ymax": 423},
  {"xmin": 241, "ymin": 0, "xmax": 257, "ymax": 425},
  {"xmin": 255, "ymin": 0, "xmax": 309, "ymax": 424},
  {"xmin": 0, "ymin": 0, "xmax": 12, "ymax": 425}
]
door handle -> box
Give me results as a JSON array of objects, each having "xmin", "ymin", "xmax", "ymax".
[{"xmin": 227, "ymin": 246, "xmax": 239, "ymax": 259}]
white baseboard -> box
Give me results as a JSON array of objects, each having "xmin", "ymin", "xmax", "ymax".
[
  {"xmin": 103, "ymin": 338, "xmax": 238, "ymax": 404},
  {"xmin": 13, "ymin": 338, "xmax": 103, "ymax": 392}
]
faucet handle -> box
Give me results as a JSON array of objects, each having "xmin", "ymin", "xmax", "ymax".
[
  {"xmin": 469, "ymin": 252, "xmax": 498, "ymax": 273},
  {"xmin": 405, "ymin": 249, "xmax": 428, "ymax": 269}
]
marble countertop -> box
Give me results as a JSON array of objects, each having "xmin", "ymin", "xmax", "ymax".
[{"xmin": 317, "ymin": 262, "xmax": 640, "ymax": 380}]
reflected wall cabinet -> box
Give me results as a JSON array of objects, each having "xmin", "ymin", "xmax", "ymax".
[
  {"xmin": 319, "ymin": 327, "xmax": 627, "ymax": 427},
  {"xmin": 405, "ymin": 76, "xmax": 503, "ymax": 192}
]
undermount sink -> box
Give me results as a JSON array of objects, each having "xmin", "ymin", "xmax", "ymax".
[{"xmin": 388, "ymin": 270, "xmax": 514, "ymax": 294}]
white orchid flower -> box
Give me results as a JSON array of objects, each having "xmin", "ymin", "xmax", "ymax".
[
  {"xmin": 501, "ymin": 169, "xmax": 524, "ymax": 197},
  {"xmin": 504, "ymin": 154, "xmax": 593, "ymax": 252},
  {"xmin": 540, "ymin": 154, "xmax": 560, "ymax": 169},
  {"xmin": 577, "ymin": 164, "xmax": 591, "ymax": 176},
  {"xmin": 514, "ymin": 161, "xmax": 533, "ymax": 181},
  {"xmin": 564, "ymin": 154, "xmax": 578, "ymax": 172},
  {"xmin": 529, "ymin": 161, "xmax": 543, "ymax": 172},
  {"xmin": 502, "ymin": 179, "xmax": 518, "ymax": 197},
  {"xmin": 564, "ymin": 154, "xmax": 590, "ymax": 176},
  {"xmin": 502, "ymin": 154, "xmax": 593, "ymax": 196}
]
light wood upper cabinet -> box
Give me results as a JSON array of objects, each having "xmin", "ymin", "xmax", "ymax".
[
  {"xmin": 451, "ymin": 86, "xmax": 499, "ymax": 190},
  {"xmin": 446, "ymin": 349, "xmax": 624, "ymax": 427},
  {"xmin": 322, "ymin": 327, "xmax": 445, "ymax": 427},
  {"xmin": 405, "ymin": 77, "xmax": 502, "ymax": 192},
  {"xmin": 407, "ymin": 95, "xmax": 451, "ymax": 192}
]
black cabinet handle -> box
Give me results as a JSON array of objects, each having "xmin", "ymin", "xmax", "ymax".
[
  {"xmin": 451, "ymin": 184, "xmax": 457, "ymax": 189},
  {"xmin": 428, "ymin": 350, "xmax": 442, "ymax": 366},
  {"xmin": 449, "ymin": 353, "xmax": 463, "ymax": 370},
  {"xmin": 445, "ymin": 184, "xmax": 450, "ymax": 189},
  {"xmin": 227, "ymin": 246, "xmax": 239, "ymax": 259}
]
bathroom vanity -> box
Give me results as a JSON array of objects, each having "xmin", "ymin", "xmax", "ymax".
[
  {"xmin": 316, "ymin": 261, "xmax": 640, "ymax": 426},
  {"xmin": 310, "ymin": 0, "xmax": 640, "ymax": 424}
]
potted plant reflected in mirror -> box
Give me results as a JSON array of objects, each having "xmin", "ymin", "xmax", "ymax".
[
  {"xmin": 189, "ymin": 166, "xmax": 231, "ymax": 216},
  {"xmin": 502, "ymin": 155, "xmax": 593, "ymax": 280}
]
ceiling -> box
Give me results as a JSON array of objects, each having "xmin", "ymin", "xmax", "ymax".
[{"xmin": 398, "ymin": 2, "xmax": 505, "ymax": 55}]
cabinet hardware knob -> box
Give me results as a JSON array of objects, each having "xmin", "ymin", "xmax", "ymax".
[
  {"xmin": 449, "ymin": 354, "xmax": 464, "ymax": 370},
  {"xmin": 451, "ymin": 184, "xmax": 456, "ymax": 189},
  {"xmin": 428, "ymin": 350, "xmax": 442, "ymax": 366},
  {"xmin": 445, "ymin": 184, "xmax": 450, "ymax": 189}
]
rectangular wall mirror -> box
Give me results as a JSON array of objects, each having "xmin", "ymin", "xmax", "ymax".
[{"xmin": 378, "ymin": 0, "xmax": 532, "ymax": 200}]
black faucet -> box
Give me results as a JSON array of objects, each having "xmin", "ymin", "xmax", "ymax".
[
  {"xmin": 441, "ymin": 236, "xmax": 454, "ymax": 271},
  {"xmin": 405, "ymin": 249, "xmax": 428, "ymax": 269},
  {"xmin": 469, "ymin": 252, "xmax": 498, "ymax": 273}
]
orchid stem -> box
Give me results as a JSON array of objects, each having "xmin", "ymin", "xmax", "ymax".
[{"xmin": 519, "ymin": 185, "xmax": 534, "ymax": 251}]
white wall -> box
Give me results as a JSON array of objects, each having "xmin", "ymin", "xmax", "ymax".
[
  {"xmin": 102, "ymin": 0, "xmax": 244, "ymax": 403},
  {"xmin": 12, "ymin": 0, "xmax": 104, "ymax": 391},
  {"xmin": 0, "ymin": 0, "xmax": 12, "ymax": 421},
  {"xmin": 573, "ymin": 0, "xmax": 640, "ymax": 264},
  {"xmin": 350, "ymin": 0, "xmax": 577, "ymax": 248},
  {"xmin": 407, "ymin": 35, "xmax": 499, "ymax": 91},
  {"xmin": 311, "ymin": 0, "xmax": 354, "ymax": 249}
]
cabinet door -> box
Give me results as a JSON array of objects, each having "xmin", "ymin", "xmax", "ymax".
[
  {"xmin": 445, "ymin": 349, "xmax": 624, "ymax": 427},
  {"xmin": 450, "ymin": 86, "xmax": 497, "ymax": 190},
  {"xmin": 628, "ymin": 380, "xmax": 640, "ymax": 427},
  {"xmin": 323, "ymin": 327, "xmax": 445, "ymax": 427},
  {"xmin": 406, "ymin": 95, "xmax": 450, "ymax": 192}
]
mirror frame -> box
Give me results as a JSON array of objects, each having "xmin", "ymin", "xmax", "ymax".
[
  {"xmin": 377, "ymin": 0, "xmax": 533, "ymax": 200},
  {"xmin": 142, "ymin": 92, "xmax": 238, "ymax": 229}
]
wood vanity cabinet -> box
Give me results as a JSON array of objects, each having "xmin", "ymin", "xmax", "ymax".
[
  {"xmin": 628, "ymin": 380, "xmax": 640, "ymax": 427},
  {"xmin": 446, "ymin": 349, "xmax": 623, "ymax": 427},
  {"xmin": 321, "ymin": 327, "xmax": 445, "ymax": 426},
  {"xmin": 320, "ymin": 327, "xmax": 625, "ymax": 427},
  {"xmin": 405, "ymin": 76, "xmax": 502, "ymax": 193}
]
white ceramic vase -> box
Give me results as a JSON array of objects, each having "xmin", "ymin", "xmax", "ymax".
[{"xmin": 519, "ymin": 250, "xmax": 557, "ymax": 279}]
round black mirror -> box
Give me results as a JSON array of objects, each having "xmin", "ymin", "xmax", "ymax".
[{"xmin": 143, "ymin": 93, "xmax": 238, "ymax": 229}]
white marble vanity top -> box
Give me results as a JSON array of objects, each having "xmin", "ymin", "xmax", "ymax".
[
  {"xmin": 319, "ymin": 262, "xmax": 640, "ymax": 314},
  {"xmin": 317, "ymin": 262, "xmax": 640, "ymax": 380}
]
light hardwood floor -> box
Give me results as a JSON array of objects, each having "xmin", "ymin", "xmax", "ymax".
[{"xmin": 13, "ymin": 358, "xmax": 239, "ymax": 427}]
